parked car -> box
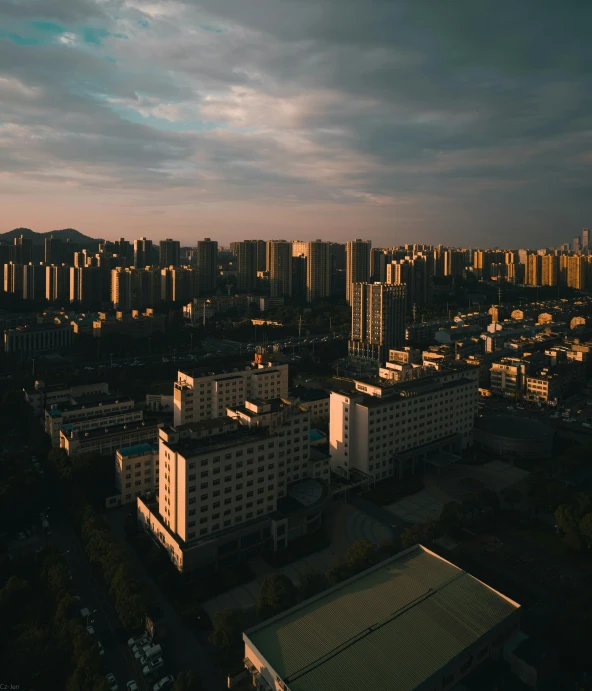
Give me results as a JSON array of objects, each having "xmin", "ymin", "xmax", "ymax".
[
  {"xmin": 153, "ymin": 675, "xmax": 175, "ymax": 691},
  {"xmin": 128, "ymin": 633, "xmax": 148, "ymax": 647},
  {"xmin": 86, "ymin": 625, "xmax": 96, "ymax": 636},
  {"xmin": 105, "ymin": 673, "xmax": 119, "ymax": 691},
  {"xmin": 143, "ymin": 657, "xmax": 164, "ymax": 677},
  {"xmin": 126, "ymin": 682, "xmax": 139, "ymax": 691}
]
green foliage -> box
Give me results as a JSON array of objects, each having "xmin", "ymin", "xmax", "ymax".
[
  {"xmin": 256, "ymin": 573, "xmax": 297, "ymax": 620},
  {"xmin": 325, "ymin": 559, "xmax": 351, "ymax": 586},
  {"xmin": 209, "ymin": 609, "xmax": 243, "ymax": 650},
  {"xmin": 174, "ymin": 667, "xmax": 202, "ymax": 691},
  {"xmin": 345, "ymin": 539, "xmax": 379, "ymax": 574}
]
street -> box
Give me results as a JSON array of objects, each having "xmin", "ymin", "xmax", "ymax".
[{"xmin": 49, "ymin": 510, "xmax": 147, "ymax": 691}]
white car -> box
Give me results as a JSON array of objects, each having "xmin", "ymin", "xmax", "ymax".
[
  {"xmin": 583, "ymin": 422, "xmax": 592, "ymax": 428},
  {"xmin": 86, "ymin": 625, "xmax": 95, "ymax": 636},
  {"xmin": 105, "ymin": 673, "xmax": 119, "ymax": 691},
  {"xmin": 162, "ymin": 357, "xmax": 170, "ymax": 363},
  {"xmin": 97, "ymin": 641, "xmax": 105, "ymax": 656},
  {"xmin": 128, "ymin": 633, "xmax": 147, "ymax": 647},
  {"xmin": 132, "ymin": 638, "xmax": 150, "ymax": 656},
  {"xmin": 126, "ymin": 682, "xmax": 139, "ymax": 691},
  {"xmin": 153, "ymin": 675, "xmax": 175, "ymax": 691},
  {"xmin": 143, "ymin": 657, "xmax": 164, "ymax": 677}
]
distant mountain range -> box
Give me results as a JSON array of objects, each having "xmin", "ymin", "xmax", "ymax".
[{"xmin": 0, "ymin": 227, "xmax": 103, "ymax": 248}]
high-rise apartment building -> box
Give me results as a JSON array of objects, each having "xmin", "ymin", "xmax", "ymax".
[
  {"xmin": 23, "ymin": 263, "xmax": 45, "ymax": 300},
  {"xmin": 565, "ymin": 255, "xmax": 586, "ymax": 290},
  {"xmin": 329, "ymin": 368, "xmax": 479, "ymax": 481},
  {"xmin": 159, "ymin": 238, "xmax": 181, "ymax": 268},
  {"xmin": 305, "ymin": 240, "xmax": 331, "ymax": 302},
  {"xmin": 386, "ymin": 255, "xmax": 433, "ymax": 308},
  {"xmin": 268, "ymin": 240, "xmax": 292, "ymax": 297},
  {"xmin": 69, "ymin": 266, "xmax": 102, "ymax": 306},
  {"xmin": 134, "ymin": 237, "xmax": 153, "ymax": 269},
  {"xmin": 44, "ymin": 236, "xmax": 63, "ymax": 265},
  {"xmin": 541, "ymin": 254, "xmax": 558, "ymax": 287},
  {"xmin": 582, "ymin": 228, "xmax": 590, "ymax": 251},
  {"xmin": 291, "ymin": 255, "xmax": 307, "ymax": 301},
  {"xmin": 255, "ymin": 240, "xmax": 267, "ymax": 273},
  {"xmin": 237, "ymin": 240, "xmax": 258, "ymax": 292},
  {"xmin": 443, "ymin": 249, "xmax": 465, "ymax": 277},
  {"xmin": 346, "ymin": 239, "xmax": 372, "ymax": 305},
  {"xmin": 196, "ymin": 238, "xmax": 218, "ymax": 294},
  {"xmin": 173, "ymin": 361, "xmax": 289, "ymax": 426},
  {"xmin": 370, "ymin": 248, "xmax": 390, "ymax": 282},
  {"xmin": 3, "ymin": 262, "xmax": 24, "ymax": 297},
  {"xmin": 13, "ymin": 235, "xmax": 33, "ymax": 265},
  {"xmin": 290, "ymin": 240, "xmax": 331, "ymax": 302},
  {"xmin": 349, "ymin": 282, "xmax": 406, "ymax": 362},
  {"xmin": 525, "ymin": 253, "xmax": 542, "ymax": 286},
  {"xmin": 46, "ymin": 264, "xmax": 70, "ymax": 302},
  {"xmin": 573, "ymin": 235, "xmax": 581, "ymax": 253}
]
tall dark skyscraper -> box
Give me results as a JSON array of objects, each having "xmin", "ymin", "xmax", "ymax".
[
  {"xmin": 44, "ymin": 235, "xmax": 63, "ymax": 264},
  {"xmin": 346, "ymin": 239, "xmax": 372, "ymax": 305},
  {"xmin": 13, "ymin": 235, "xmax": 33, "ymax": 265},
  {"xmin": 237, "ymin": 240, "xmax": 258, "ymax": 292},
  {"xmin": 349, "ymin": 282, "xmax": 406, "ymax": 362},
  {"xmin": 291, "ymin": 254, "xmax": 307, "ymax": 301},
  {"xmin": 582, "ymin": 228, "xmax": 589, "ymax": 251},
  {"xmin": 134, "ymin": 237, "xmax": 153, "ymax": 269},
  {"xmin": 196, "ymin": 237, "xmax": 218, "ymax": 294},
  {"xmin": 268, "ymin": 240, "xmax": 292, "ymax": 297},
  {"xmin": 159, "ymin": 238, "xmax": 181, "ymax": 268}
]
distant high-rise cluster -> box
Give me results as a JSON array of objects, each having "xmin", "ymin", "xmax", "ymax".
[{"xmin": 1, "ymin": 230, "xmax": 591, "ymax": 314}]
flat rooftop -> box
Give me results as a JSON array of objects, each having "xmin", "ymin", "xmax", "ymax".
[
  {"xmin": 117, "ymin": 443, "xmax": 158, "ymax": 457},
  {"xmin": 290, "ymin": 386, "xmax": 330, "ymax": 403},
  {"xmin": 245, "ymin": 545, "xmax": 519, "ymax": 691},
  {"xmin": 47, "ymin": 395, "xmax": 132, "ymax": 415},
  {"xmin": 61, "ymin": 418, "xmax": 158, "ymax": 440},
  {"xmin": 167, "ymin": 427, "xmax": 267, "ymax": 457}
]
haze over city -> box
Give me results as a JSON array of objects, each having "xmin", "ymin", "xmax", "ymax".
[{"xmin": 1, "ymin": 0, "xmax": 591, "ymax": 247}]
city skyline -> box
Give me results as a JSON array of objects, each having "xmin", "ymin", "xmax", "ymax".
[{"xmin": 1, "ymin": 1, "xmax": 591, "ymax": 246}]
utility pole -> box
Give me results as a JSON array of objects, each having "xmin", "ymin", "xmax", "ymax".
[{"xmin": 298, "ymin": 315, "xmax": 303, "ymax": 339}]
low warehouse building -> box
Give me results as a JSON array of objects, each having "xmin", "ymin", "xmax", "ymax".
[{"xmin": 244, "ymin": 545, "xmax": 522, "ymax": 691}]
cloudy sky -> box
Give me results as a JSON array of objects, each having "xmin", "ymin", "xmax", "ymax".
[{"xmin": 0, "ymin": 0, "xmax": 590, "ymax": 247}]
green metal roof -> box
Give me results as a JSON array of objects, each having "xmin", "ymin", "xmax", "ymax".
[{"xmin": 245, "ymin": 546, "xmax": 520, "ymax": 691}]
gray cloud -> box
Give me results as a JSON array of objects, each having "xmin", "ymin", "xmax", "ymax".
[{"xmin": 0, "ymin": 0, "xmax": 591, "ymax": 246}]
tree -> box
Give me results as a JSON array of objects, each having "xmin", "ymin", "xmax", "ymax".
[
  {"xmin": 345, "ymin": 540, "xmax": 379, "ymax": 574},
  {"xmin": 325, "ymin": 560, "xmax": 350, "ymax": 586},
  {"xmin": 579, "ymin": 513, "xmax": 592, "ymax": 547},
  {"xmin": 174, "ymin": 668, "xmax": 201, "ymax": 691},
  {"xmin": 256, "ymin": 574, "xmax": 297, "ymax": 620},
  {"xmin": 555, "ymin": 504, "xmax": 578, "ymax": 535},
  {"xmin": 209, "ymin": 609, "xmax": 243, "ymax": 650},
  {"xmin": 400, "ymin": 524, "xmax": 423, "ymax": 549}
]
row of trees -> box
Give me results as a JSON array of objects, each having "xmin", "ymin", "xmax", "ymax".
[
  {"xmin": 207, "ymin": 538, "xmax": 398, "ymax": 664},
  {"xmin": 0, "ymin": 549, "xmax": 108, "ymax": 691},
  {"xmin": 555, "ymin": 501, "xmax": 592, "ymax": 552}
]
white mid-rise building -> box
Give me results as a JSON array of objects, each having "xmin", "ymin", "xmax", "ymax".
[
  {"xmin": 329, "ymin": 368, "xmax": 479, "ymax": 481},
  {"xmin": 173, "ymin": 361, "xmax": 289, "ymax": 426},
  {"xmin": 45, "ymin": 395, "xmax": 137, "ymax": 447},
  {"xmin": 114, "ymin": 443, "xmax": 159, "ymax": 505},
  {"xmin": 138, "ymin": 397, "xmax": 330, "ymax": 572}
]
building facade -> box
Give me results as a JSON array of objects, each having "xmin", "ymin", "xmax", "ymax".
[
  {"xmin": 345, "ymin": 239, "xmax": 372, "ymax": 305},
  {"xmin": 173, "ymin": 362, "xmax": 289, "ymax": 426},
  {"xmin": 329, "ymin": 368, "xmax": 479, "ymax": 481},
  {"xmin": 349, "ymin": 282, "xmax": 406, "ymax": 363}
]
